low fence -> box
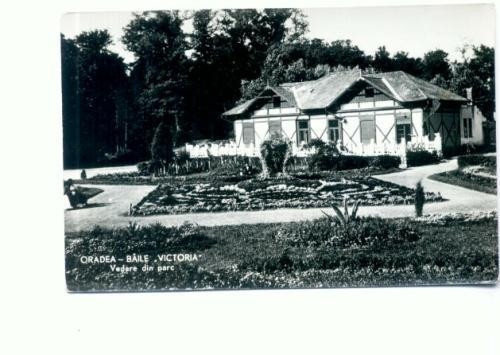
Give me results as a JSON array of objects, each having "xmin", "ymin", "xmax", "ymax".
[{"xmin": 185, "ymin": 134, "xmax": 442, "ymax": 164}]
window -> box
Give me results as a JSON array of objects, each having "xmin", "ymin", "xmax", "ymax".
[
  {"xmin": 396, "ymin": 123, "xmax": 412, "ymax": 143},
  {"xmin": 269, "ymin": 120, "xmax": 281, "ymax": 137},
  {"xmin": 297, "ymin": 120, "xmax": 310, "ymax": 144},
  {"xmin": 360, "ymin": 115, "xmax": 375, "ymax": 144},
  {"xmin": 328, "ymin": 120, "xmax": 341, "ymax": 143},
  {"xmin": 365, "ymin": 88, "xmax": 374, "ymax": 98},
  {"xmin": 463, "ymin": 117, "xmax": 473, "ymax": 138},
  {"xmin": 273, "ymin": 96, "xmax": 281, "ymax": 108},
  {"xmin": 242, "ymin": 122, "xmax": 255, "ymax": 144}
]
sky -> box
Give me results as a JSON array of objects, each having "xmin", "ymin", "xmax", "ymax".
[{"xmin": 60, "ymin": 4, "xmax": 495, "ymax": 64}]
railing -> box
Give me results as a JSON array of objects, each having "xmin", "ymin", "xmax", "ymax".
[{"xmin": 185, "ymin": 133, "xmax": 443, "ymax": 166}]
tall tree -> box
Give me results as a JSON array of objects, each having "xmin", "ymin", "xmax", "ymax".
[
  {"xmin": 422, "ymin": 49, "xmax": 451, "ymax": 81},
  {"xmin": 391, "ymin": 51, "xmax": 423, "ymax": 76},
  {"xmin": 61, "ymin": 35, "xmax": 79, "ymax": 168},
  {"xmin": 151, "ymin": 121, "xmax": 174, "ymax": 174},
  {"xmin": 372, "ymin": 46, "xmax": 393, "ymax": 72},
  {"xmin": 61, "ymin": 30, "xmax": 129, "ymax": 168},
  {"xmin": 187, "ymin": 9, "xmax": 307, "ymax": 139},
  {"xmin": 123, "ymin": 11, "xmax": 189, "ymax": 158},
  {"xmin": 450, "ymin": 45, "xmax": 495, "ymax": 120}
]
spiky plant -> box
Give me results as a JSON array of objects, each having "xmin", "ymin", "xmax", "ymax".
[{"xmin": 321, "ymin": 198, "xmax": 361, "ymax": 226}]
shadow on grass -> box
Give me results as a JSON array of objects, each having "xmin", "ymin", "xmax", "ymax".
[{"xmin": 66, "ymin": 202, "xmax": 111, "ymax": 211}]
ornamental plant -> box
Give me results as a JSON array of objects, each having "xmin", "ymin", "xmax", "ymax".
[
  {"xmin": 415, "ymin": 181, "xmax": 425, "ymax": 217},
  {"xmin": 321, "ymin": 197, "xmax": 361, "ymax": 226},
  {"xmin": 306, "ymin": 139, "xmax": 340, "ymax": 171},
  {"xmin": 259, "ymin": 133, "xmax": 292, "ymax": 177}
]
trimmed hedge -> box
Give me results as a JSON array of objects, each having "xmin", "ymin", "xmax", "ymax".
[
  {"xmin": 406, "ymin": 150, "xmax": 440, "ymax": 167},
  {"xmin": 337, "ymin": 154, "xmax": 401, "ymax": 171},
  {"xmin": 457, "ymin": 154, "xmax": 496, "ymax": 169},
  {"xmin": 369, "ymin": 155, "xmax": 401, "ymax": 170}
]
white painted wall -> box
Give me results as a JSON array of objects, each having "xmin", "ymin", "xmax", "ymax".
[
  {"xmin": 310, "ymin": 115, "xmax": 328, "ymax": 141},
  {"xmin": 460, "ymin": 105, "xmax": 485, "ymax": 145},
  {"xmin": 281, "ymin": 118, "xmax": 297, "ymax": 142},
  {"xmin": 375, "ymin": 112, "xmax": 395, "ymax": 144},
  {"xmin": 253, "ymin": 118, "xmax": 268, "ymax": 147},
  {"xmin": 411, "ymin": 108, "xmax": 424, "ymax": 138},
  {"xmin": 234, "ymin": 120, "xmax": 243, "ymax": 145},
  {"xmin": 341, "ymin": 113, "xmax": 360, "ymax": 146}
]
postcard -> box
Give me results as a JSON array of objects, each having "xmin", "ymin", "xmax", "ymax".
[{"xmin": 62, "ymin": 4, "xmax": 498, "ymax": 292}]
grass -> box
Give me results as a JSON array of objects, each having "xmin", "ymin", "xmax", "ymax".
[
  {"xmin": 65, "ymin": 216, "xmax": 498, "ymax": 292},
  {"xmin": 429, "ymin": 169, "xmax": 497, "ymax": 195}
]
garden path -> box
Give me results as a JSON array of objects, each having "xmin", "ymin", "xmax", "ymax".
[
  {"xmin": 63, "ymin": 164, "xmax": 138, "ymax": 180},
  {"xmin": 64, "ymin": 157, "xmax": 497, "ymax": 232}
]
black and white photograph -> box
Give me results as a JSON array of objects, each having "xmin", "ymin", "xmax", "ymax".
[
  {"xmin": 3, "ymin": 1, "xmax": 500, "ymax": 354},
  {"xmin": 61, "ymin": 4, "xmax": 498, "ymax": 292}
]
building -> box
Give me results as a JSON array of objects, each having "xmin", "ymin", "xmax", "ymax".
[{"xmin": 186, "ymin": 70, "xmax": 485, "ymax": 158}]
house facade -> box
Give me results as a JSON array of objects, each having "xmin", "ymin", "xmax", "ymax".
[{"xmin": 186, "ymin": 70, "xmax": 484, "ymax": 158}]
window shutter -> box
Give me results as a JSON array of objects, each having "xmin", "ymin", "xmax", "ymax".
[
  {"xmin": 360, "ymin": 115, "xmax": 375, "ymax": 144},
  {"xmin": 242, "ymin": 122, "xmax": 255, "ymax": 144},
  {"xmin": 269, "ymin": 121, "xmax": 281, "ymax": 136}
]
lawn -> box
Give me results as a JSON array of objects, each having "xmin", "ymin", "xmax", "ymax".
[
  {"xmin": 65, "ymin": 212, "xmax": 498, "ymax": 291},
  {"xmin": 130, "ymin": 174, "xmax": 443, "ymax": 215},
  {"xmin": 429, "ymin": 169, "xmax": 497, "ymax": 195}
]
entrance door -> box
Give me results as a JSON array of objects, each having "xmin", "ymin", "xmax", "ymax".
[{"xmin": 396, "ymin": 123, "xmax": 412, "ymax": 143}]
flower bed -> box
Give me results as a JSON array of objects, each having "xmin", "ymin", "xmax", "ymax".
[
  {"xmin": 429, "ymin": 169, "xmax": 497, "ymax": 195},
  {"xmin": 65, "ymin": 215, "xmax": 498, "ymax": 291},
  {"xmin": 131, "ymin": 175, "xmax": 443, "ymax": 216}
]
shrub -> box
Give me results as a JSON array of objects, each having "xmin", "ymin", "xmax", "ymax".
[
  {"xmin": 457, "ymin": 154, "xmax": 496, "ymax": 169},
  {"xmin": 337, "ymin": 155, "xmax": 371, "ymax": 170},
  {"xmin": 259, "ymin": 134, "xmax": 292, "ymax": 176},
  {"xmin": 137, "ymin": 161, "xmax": 154, "ymax": 176},
  {"xmin": 406, "ymin": 149, "xmax": 440, "ymax": 167},
  {"xmin": 369, "ymin": 155, "xmax": 401, "ymax": 170},
  {"xmin": 207, "ymin": 156, "xmax": 261, "ymax": 177},
  {"xmin": 415, "ymin": 181, "xmax": 425, "ymax": 217},
  {"xmin": 307, "ymin": 140, "xmax": 340, "ymax": 171},
  {"xmin": 275, "ymin": 216, "xmax": 420, "ymax": 249},
  {"xmin": 151, "ymin": 121, "xmax": 174, "ymax": 174}
]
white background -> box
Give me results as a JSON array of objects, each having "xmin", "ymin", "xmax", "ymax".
[{"xmin": 0, "ymin": 0, "xmax": 498, "ymax": 354}]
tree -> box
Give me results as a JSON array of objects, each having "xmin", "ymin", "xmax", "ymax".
[
  {"xmin": 187, "ymin": 9, "xmax": 307, "ymax": 139},
  {"xmin": 61, "ymin": 30, "xmax": 129, "ymax": 168},
  {"xmin": 422, "ymin": 49, "xmax": 451, "ymax": 81},
  {"xmin": 151, "ymin": 121, "xmax": 174, "ymax": 174},
  {"xmin": 373, "ymin": 46, "xmax": 393, "ymax": 72},
  {"xmin": 449, "ymin": 45, "xmax": 495, "ymax": 120},
  {"xmin": 61, "ymin": 35, "xmax": 79, "ymax": 168},
  {"xmin": 123, "ymin": 11, "xmax": 189, "ymax": 158},
  {"xmin": 392, "ymin": 51, "xmax": 423, "ymax": 76}
]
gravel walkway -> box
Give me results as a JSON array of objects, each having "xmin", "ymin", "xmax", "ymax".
[{"xmin": 64, "ymin": 158, "xmax": 497, "ymax": 232}]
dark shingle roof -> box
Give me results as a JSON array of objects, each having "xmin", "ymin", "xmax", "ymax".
[
  {"xmin": 223, "ymin": 70, "xmax": 467, "ymax": 116},
  {"xmin": 270, "ymin": 85, "xmax": 297, "ymax": 107},
  {"xmin": 364, "ymin": 71, "xmax": 468, "ymax": 102},
  {"xmin": 291, "ymin": 70, "xmax": 362, "ymax": 110},
  {"xmin": 222, "ymin": 97, "xmax": 258, "ymax": 116}
]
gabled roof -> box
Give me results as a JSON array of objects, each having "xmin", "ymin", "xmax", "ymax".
[
  {"xmin": 292, "ymin": 69, "xmax": 362, "ymax": 110},
  {"xmin": 269, "ymin": 85, "xmax": 297, "ymax": 106},
  {"xmin": 364, "ymin": 71, "xmax": 468, "ymax": 102},
  {"xmin": 223, "ymin": 69, "xmax": 467, "ymax": 117},
  {"xmin": 222, "ymin": 97, "xmax": 259, "ymax": 116}
]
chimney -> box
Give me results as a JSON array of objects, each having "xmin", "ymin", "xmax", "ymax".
[{"xmin": 466, "ymin": 87, "xmax": 473, "ymax": 101}]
